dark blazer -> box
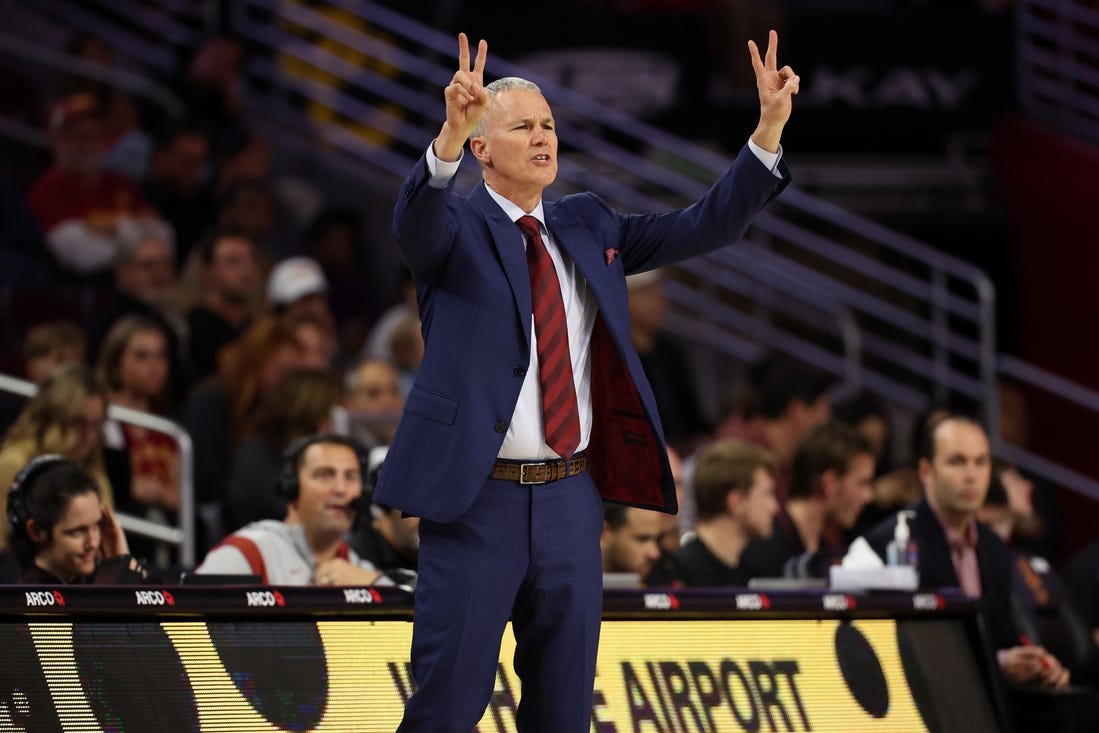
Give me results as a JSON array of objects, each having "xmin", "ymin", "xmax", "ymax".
[
  {"xmin": 865, "ymin": 498, "xmax": 1019, "ymax": 651},
  {"xmin": 375, "ymin": 145, "xmax": 789, "ymax": 522}
]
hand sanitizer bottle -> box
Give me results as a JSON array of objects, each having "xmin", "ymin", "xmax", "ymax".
[{"xmin": 886, "ymin": 510, "xmax": 918, "ymax": 571}]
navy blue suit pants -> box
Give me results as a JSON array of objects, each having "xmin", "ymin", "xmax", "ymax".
[{"xmin": 397, "ymin": 471, "xmax": 604, "ymax": 732}]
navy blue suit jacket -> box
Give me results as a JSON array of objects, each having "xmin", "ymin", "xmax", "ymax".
[{"xmin": 374, "ymin": 144, "xmax": 790, "ymax": 523}]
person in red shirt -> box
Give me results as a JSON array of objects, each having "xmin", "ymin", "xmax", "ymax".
[{"xmin": 28, "ymin": 92, "xmax": 156, "ymax": 279}]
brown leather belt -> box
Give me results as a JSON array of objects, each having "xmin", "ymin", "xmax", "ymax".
[{"xmin": 492, "ymin": 454, "xmax": 588, "ymax": 485}]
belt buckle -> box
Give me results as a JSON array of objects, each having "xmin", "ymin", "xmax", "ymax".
[{"xmin": 519, "ymin": 462, "xmax": 546, "ymax": 485}]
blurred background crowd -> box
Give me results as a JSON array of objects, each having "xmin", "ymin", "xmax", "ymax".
[{"xmin": 0, "ymin": 0, "xmax": 1097, "ymax": 691}]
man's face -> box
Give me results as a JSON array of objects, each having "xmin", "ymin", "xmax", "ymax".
[
  {"xmin": 601, "ymin": 508, "xmax": 663, "ymax": 577},
  {"xmin": 34, "ymin": 491, "xmax": 102, "ymax": 582},
  {"xmin": 54, "ymin": 118, "xmax": 106, "ymax": 175},
  {"xmin": 292, "ymin": 443, "xmax": 363, "ymax": 542},
  {"xmin": 347, "ymin": 361, "xmax": 404, "ymax": 415},
  {"xmin": 207, "ymin": 236, "xmax": 260, "ymax": 303},
  {"xmin": 118, "ymin": 238, "xmax": 175, "ymax": 304},
  {"xmin": 738, "ymin": 467, "xmax": 779, "ymax": 540},
  {"xmin": 471, "ymin": 89, "xmax": 557, "ymax": 206},
  {"xmin": 825, "ymin": 452, "xmax": 876, "ymax": 529},
  {"xmin": 920, "ymin": 420, "xmax": 991, "ymax": 523}
]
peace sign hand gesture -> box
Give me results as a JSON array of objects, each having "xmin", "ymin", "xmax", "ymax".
[
  {"xmin": 435, "ymin": 33, "xmax": 489, "ymax": 162},
  {"xmin": 747, "ymin": 30, "xmax": 799, "ymax": 153}
]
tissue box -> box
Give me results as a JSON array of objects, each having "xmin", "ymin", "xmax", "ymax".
[{"xmin": 829, "ymin": 565, "xmax": 918, "ymax": 592}]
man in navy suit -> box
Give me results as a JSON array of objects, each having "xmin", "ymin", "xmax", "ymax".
[{"xmin": 375, "ymin": 31, "xmax": 798, "ymax": 732}]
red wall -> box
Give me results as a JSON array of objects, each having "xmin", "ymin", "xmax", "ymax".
[{"xmin": 993, "ymin": 117, "xmax": 1099, "ymax": 561}]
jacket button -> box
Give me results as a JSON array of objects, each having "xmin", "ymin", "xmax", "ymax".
[
  {"xmin": 513, "ymin": 366, "xmax": 526, "ymax": 377},
  {"xmin": 494, "ymin": 421, "xmax": 508, "ymax": 433}
]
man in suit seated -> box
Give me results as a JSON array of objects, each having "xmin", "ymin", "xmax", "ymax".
[{"xmin": 864, "ymin": 414, "xmax": 1099, "ymax": 732}]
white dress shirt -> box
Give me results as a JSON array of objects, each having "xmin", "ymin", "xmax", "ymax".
[{"xmin": 424, "ymin": 140, "xmax": 782, "ymax": 459}]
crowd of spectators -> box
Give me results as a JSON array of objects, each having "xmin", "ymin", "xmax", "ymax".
[
  {"xmin": 0, "ymin": 30, "xmax": 418, "ymax": 578},
  {"xmin": 1, "ymin": 26, "xmax": 1097, "ymax": 730}
]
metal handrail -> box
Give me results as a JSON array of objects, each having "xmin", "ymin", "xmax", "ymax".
[
  {"xmin": 0, "ymin": 374, "xmax": 195, "ymax": 567},
  {"xmin": 1018, "ymin": 0, "xmax": 1099, "ymax": 146},
  {"xmin": 0, "ymin": 30, "xmax": 184, "ymax": 119}
]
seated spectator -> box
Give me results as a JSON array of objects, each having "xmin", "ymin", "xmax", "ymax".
[
  {"xmin": 863, "ymin": 415, "xmax": 1099, "ymax": 731},
  {"xmin": 306, "ymin": 208, "xmax": 374, "ymax": 358},
  {"xmin": 627, "ymin": 269, "xmax": 711, "ymax": 452},
  {"xmin": 647, "ymin": 446, "xmax": 689, "ymax": 584},
  {"xmin": 714, "ymin": 354, "xmax": 835, "ymax": 501},
  {"xmin": 979, "ymin": 467, "xmax": 1099, "ymax": 686},
  {"xmin": 266, "ymin": 256, "xmax": 333, "ymax": 331},
  {"xmin": 96, "ymin": 315, "xmax": 180, "ymax": 567},
  {"xmin": 178, "ymin": 34, "xmax": 246, "ymax": 140},
  {"xmin": 266, "ymin": 256, "xmax": 339, "ymax": 367},
  {"xmin": 227, "ymin": 367, "xmax": 343, "ymax": 528},
  {"xmin": 196, "ymin": 433, "xmax": 384, "ymax": 586},
  {"xmin": 387, "ymin": 311, "xmax": 423, "ymax": 397},
  {"xmin": 852, "ymin": 403, "xmax": 953, "ymax": 539},
  {"xmin": 86, "ymin": 217, "xmax": 192, "ymax": 411},
  {"xmin": 183, "ymin": 224, "xmax": 263, "ymax": 382},
  {"xmin": 143, "ymin": 120, "xmax": 216, "ymax": 262},
  {"xmin": 0, "ymin": 363, "xmax": 115, "ymax": 561},
  {"xmin": 27, "ymin": 92, "xmax": 156, "ymax": 282},
  {"xmin": 59, "ymin": 33, "xmax": 152, "ymax": 183},
  {"xmin": 6, "ymin": 455, "xmax": 149, "ymax": 584},
  {"xmin": 832, "ymin": 391, "xmax": 894, "ymax": 474},
  {"xmin": 351, "ymin": 500, "xmax": 420, "ymax": 577},
  {"xmin": 0, "ymin": 320, "xmax": 86, "ymax": 437},
  {"xmin": 646, "ymin": 440, "xmax": 778, "ymax": 587},
  {"xmin": 361, "ymin": 266, "xmax": 416, "ymax": 364},
  {"xmin": 215, "ymin": 178, "xmax": 279, "ymax": 257},
  {"xmin": 212, "ymin": 130, "xmax": 320, "ymax": 257},
  {"xmin": 288, "ymin": 312, "xmax": 338, "ymax": 372},
  {"xmin": 343, "ymin": 357, "xmax": 403, "ymax": 448},
  {"xmin": 741, "ymin": 421, "xmax": 875, "ymax": 579},
  {"xmin": 182, "ymin": 314, "xmax": 305, "ymax": 547},
  {"xmin": 600, "ymin": 504, "xmax": 664, "ymax": 584}
]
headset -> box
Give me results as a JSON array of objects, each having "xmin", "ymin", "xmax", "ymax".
[
  {"xmin": 275, "ymin": 433, "xmax": 372, "ymax": 515},
  {"xmin": 7, "ymin": 454, "xmax": 76, "ymax": 537}
]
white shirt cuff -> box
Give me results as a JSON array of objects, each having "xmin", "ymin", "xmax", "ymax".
[
  {"xmin": 747, "ymin": 138, "xmax": 783, "ymax": 178},
  {"xmin": 426, "ymin": 140, "xmax": 463, "ymax": 188}
]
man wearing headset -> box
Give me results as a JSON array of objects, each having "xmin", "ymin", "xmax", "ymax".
[{"xmin": 195, "ymin": 433, "xmax": 383, "ymax": 586}]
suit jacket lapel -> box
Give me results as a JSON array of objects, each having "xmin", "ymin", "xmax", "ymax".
[
  {"xmin": 545, "ymin": 205, "xmax": 603, "ymax": 288},
  {"xmin": 914, "ymin": 500, "xmax": 960, "ymax": 588},
  {"xmin": 472, "ymin": 184, "xmax": 532, "ymax": 350}
]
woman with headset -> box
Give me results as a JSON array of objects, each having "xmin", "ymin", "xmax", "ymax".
[{"xmin": 7, "ymin": 455, "xmax": 148, "ymax": 584}]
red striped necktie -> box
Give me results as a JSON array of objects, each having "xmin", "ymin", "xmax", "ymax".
[{"xmin": 517, "ymin": 215, "xmax": 581, "ymax": 460}]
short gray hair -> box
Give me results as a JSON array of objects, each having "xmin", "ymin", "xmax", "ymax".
[
  {"xmin": 115, "ymin": 217, "xmax": 176, "ymax": 265},
  {"xmin": 470, "ymin": 77, "xmax": 543, "ymax": 140}
]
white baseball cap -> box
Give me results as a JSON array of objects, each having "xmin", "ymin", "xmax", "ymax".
[{"xmin": 267, "ymin": 256, "xmax": 329, "ymax": 306}]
